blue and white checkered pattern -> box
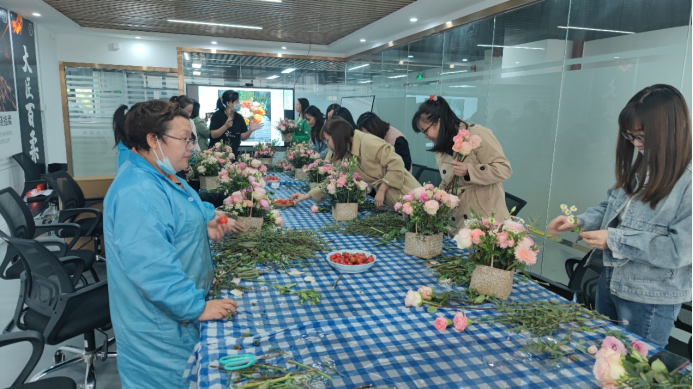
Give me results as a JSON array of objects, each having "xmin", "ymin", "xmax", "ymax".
[{"xmin": 184, "ymin": 174, "xmax": 657, "ymax": 388}]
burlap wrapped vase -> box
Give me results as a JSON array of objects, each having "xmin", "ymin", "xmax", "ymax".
[
  {"xmin": 295, "ymin": 169, "xmax": 309, "ymax": 181},
  {"xmin": 200, "ymin": 176, "xmax": 220, "ymax": 190},
  {"xmin": 404, "ymin": 232, "xmax": 443, "ymax": 259},
  {"xmin": 332, "ymin": 203, "xmax": 358, "ymax": 221},
  {"xmin": 237, "ymin": 216, "xmax": 263, "ymax": 236},
  {"xmin": 469, "ymin": 265, "xmax": 514, "ymax": 300}
]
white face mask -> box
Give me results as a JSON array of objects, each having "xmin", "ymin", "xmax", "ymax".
[{"xmin": 153, "ymin": 138, "xmax": 177, "ymax": 175}]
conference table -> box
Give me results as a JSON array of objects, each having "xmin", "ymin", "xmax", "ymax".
[{"xmin": 184, "ymin": 173, "xmax": 658, "ymax": 388}]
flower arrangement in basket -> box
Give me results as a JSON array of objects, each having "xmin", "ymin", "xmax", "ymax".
[
  {"xmin": 275, "ymin": 118, "xmax": 298, "ymax": 136},
  {"xmin": 394, "ymin": 184, "xmax": 460, "ymax": 259},
  {"xmin": 238, "ymin": 98, "xmax": 266, "ymax": 126},
  {"xmin": 452, "ymin": 214, "xmax": 539, "ymax": 300},
  {"xmin": 319, "ymin": 157, "xmax": 368, "ymax": 221},
  {"xmin": 286, "ymin": 143, "xmax": 319, "ymax": 179},
  {"xmin": 222, "ymin": 185, "xmax": 283, "ymax": 235},
  {"xmin": 302, "ymin": 159, "xmax": 333, "ymax": 188},
  {"xmin": 219, "ymin": 160, "xmax": 267, "ymax": 195},
  {"xmin": 193, "ymin": 142, "xmax": 235, "ymax": 189},
  {"xmin": 254, "ymin": 141, "xmax": 277, "ymax": 159},
  {"xmin": 446, "ymin": 127, "xmax": 482, "ymax": 194}
]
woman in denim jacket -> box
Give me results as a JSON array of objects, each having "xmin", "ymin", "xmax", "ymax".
[{"xmin": 548, "ymin": 84, "xmax": 691, "ymax": 347}]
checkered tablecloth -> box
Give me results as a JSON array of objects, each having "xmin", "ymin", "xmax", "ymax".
[{"xmin": 184, "ymin": 173, "xmax": 653, "ymax": 388}]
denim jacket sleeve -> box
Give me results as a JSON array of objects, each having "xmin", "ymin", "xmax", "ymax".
[
  {"xmin": 606, "ymin": 184, "xmax": 692, "ymax": 269},
  {"xmin": 577, "ymin": 189, "xmax": 612, "ymax": 231}
]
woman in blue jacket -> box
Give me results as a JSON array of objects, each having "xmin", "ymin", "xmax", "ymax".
[
  {"xmin": 548, "ymin": 84, "xmax": 692, "ymax": 347},
  {"xmin": 104, "ymin": 100, "xmax": 242, "ymax": 387}
]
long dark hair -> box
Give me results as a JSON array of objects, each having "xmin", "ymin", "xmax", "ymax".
[
  {"xmin": 331, "ymin": 106, "xmax": 357, "ymax": 129},
  {"xmin": 304, "ymin": 105, "xmax": 325, "ymax": 144},
  {"xmin": 297, "ymin": 98, "xmax": 310, "ymax": 118},
  {"xmin": 191, "ymin": 100, "xmax": 201, "ymax": 119},
  {"xmin": 615, "ymin": 84, "xmax": 692, "ymax": 209},
  {"xmin": 357, "ymin": 112, "xmax": 389, "ymax": 138},
  {"xmin": 115, "ymin": 100, "xmax": 189, "ymax": 152},
  {"xmin": 322, "ymin": 117, "xmax": 354, "ymax": 161},
  {"xmin": 217, "ymin": 90, "xmax": 239, "ymax": 111},
  {"xmin": 411, "ymin": 96, "xmax": 465, "ymax": 155},
  {"xmin": 326, "ymin": 103, "xmax": 341, "ymax": 116},
  {"xmin": 113, "ymin": 104, "xmax": 129, "ymax": 147}
]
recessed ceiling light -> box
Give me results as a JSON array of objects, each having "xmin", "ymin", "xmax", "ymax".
[
  {"xmin": 281, "ymin": 68, "xmax": 296, "ymax": 73},
  {"xmin": 388, "ymin": 74, "xmax": 407, "ymax": 79},
  {"xmin": 277, "ymin": 53, "xmax": 282, "ymax": 57},
  {"xmin": 449, "ymin": 64, "xmax": 454, "ymax": 69},
  {"xmin": 440, "ymin": 70, "xmax": 468, "ymax": 75},
  {"xmin": 211, "ymin": 48, "xmax": 217, "ymax": 53},
  {"xmin": 557, "ymin": 25, "xmax": 634, "ymax": 34},
  {"xmin": 462, "ymin": 58, "xmax": 468, "ymax": 62},
  {"xmin": 281, "ymin": 46, "xmax": 287, "ymax": 49},
  {"xmin": 446, "ymin": 21, "xmax": 452, "ymax": 25},
  {"xmin": 266, "ymin": 75, "xmax": 279, "ymax": 79},
  {"xmin": 614, "ymin": 56, "xmax": 620, "ymax": 59},
  {"xmin": 193, "ymin": 71, "xmax": 201, "ymax": 76},
  {"xmin": 360, "ymin": 39, "xmax": 366, "ymax": 42},
  {"xmin": 348, "ymin": 64, "xmax": 369, "ymax": 71},
  {"xmin": 192, "ymin": 63, "xmax": 202, "ymax": 69},
  {"xmin": 168, "ymin": 19, "xmax": 262, "ymax": 30},
  {"xmin": 357, "ymin": 80, "xmax": 372, "ymax": 83},
  {"xmin": 449, "ymin": 85, "xmax": 476, "ymax": 88},
  {"xmin": 410, "ymin": 17, "xmax": 418, "ymax": 22},
  {"xmin": 184, "ymin": 52, "xmax": 190, "ymax": 60},
  {"xmin": 32, "ymin": 12, "xmax": 41, "ymax": 17},
  {"xmin": 211, "ymin": 41, "xmax": 217, "ymax": 44},
  {"xmin": 477, "ymin": 44, "xmax": 544, "ymax": 50},
  {"xmin": 408, "ymin": 55, "xmax": 413, "ymax": 58},
  {"xmin": 388, "ymin": 41, "xmax": 394, "ymax": 46},
  {"xmin": 135, "ymin": 36, "xmax": 141, "ymax": 39},
  {"xmin": 398, "ymin": 60, "xmax": 404, "ymax": 65},
  {"xmin": 515, "ymin": 61, "xmax": 520, "ymax": 64}
]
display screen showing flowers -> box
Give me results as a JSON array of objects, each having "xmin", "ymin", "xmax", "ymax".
[
  {"xmin": 221, "ymin": 186, "xmax": 283, "ymax": 227},
  {"xmin": 319, "ymin": 157, "xmax": 368, "ymax": 204},
  {"xmin": 219, "ymin": 159, "xmax": 267, "ymax": 195},
  {"xmin": 193, "ymin": 141, "xmax": 235, "ymax": 177},
  {"xmin": 285, "ymin": 143, "xmax": 319, "ymax": 169},
  {"xmin": 254, "ymin": 141, "xmax": 277, "ymax": 158},
  {"xmin": 274, "ymin": 118, "xmax": 299, "ymax": 135},
  {"xmin": 394, "ymin": 184, "xmax": 460, "ymax": 235},
  {"xmin": 302, "ymin": 158, "xmax": 333, "ymax": 183},
  {"xmin": 453, "ymin": 215, "xmax": 540, "ymax": 271},
  {"xmin": 237, "ymin": 92, "xmax": 269, "ymax": 126}
]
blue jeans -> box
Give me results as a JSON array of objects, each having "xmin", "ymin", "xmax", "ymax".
[{"xmin": 596, "ymin": 266, "xmax": 681, "ymax": 347}]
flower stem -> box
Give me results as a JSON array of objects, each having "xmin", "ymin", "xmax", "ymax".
[{"xmin": 288, "ymin": 360, "xmax": 332, "ymax": 380}]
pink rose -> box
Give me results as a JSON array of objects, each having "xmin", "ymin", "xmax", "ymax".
[
  {"xmin": 517, "ymin": 236, "xmax": 535, "ymax": 250},
  {"xmin": 418, "ymin": 286, "xmax": 433, "ymax": 300},
  {"xmin": 260, "ymin": 165, "xmax": 268, "ymax": 173},
  {"xmin": 447, "ymin": 194, "xmax": 460, "ymax": 208},
  {"xmin": 326, "ymin": 183, "xmax": 336, "ymax": 195},
  {"xmin": 404, "ymin": 290, "xmax": 423, "ymax": 307},
  {"xmin": 434, "ymin": 316, "xmax": 452, "ymax": 332},
  {"xmin": 469, "ymin": 134, "xmax": 482, "ymax": 149},
  {"xmin": 402, "ymin": 202, "xmax": 414, "ymax": 215},
  {"xmin": 452, "ymin": 132, "xmax": 464, "ymax": 143},
  {"xmin": 514, "ymin": 246, "xmax": 537, "ymax": 265},
  {"xmin": 593, "ymin": 348, "xmax": 625, "ymax": 388},
  {"xmin": 275, "ymin": 217, "xmax": 284, "ymax": 227},
  {"xmin": 452, "ymin": 140, "xmax": 464, "ymax": 153},
  {"xmin": 630, "ymin": 340, "xmax": 648, "ymax": 357},
  {"xmin": 311, "ymin": 204, "xmax": 319, "ymax": 213},
  {"xmin": 419, "ymin": 192, "xmax": 429, "ymax": 202},
  {"xmin": 423, "ymin": 200, "xmax": 439, "ymax": 215},
  {"xmin": 453, "ymin": 229, "xmax": 473, "ymax": 250},
  {"xmin": 250, "ymin": 159, "xmax": 262, "ymax": 168},
  {"xmin": 601, "ymin": 336, "xmax": 627, "ymax": 356},
  {"xmin": 353, "ymin": 172, "xmax": 360, "ymax": 179},
  {"xmin": 453, "ymin": 312, "xmax": 468, "ymax": 331},
  {"xmin": 459, "ymin": 142, "xmax": 474, "ymax": 155},
  {"xmin": 394, "ymin": 202, "xmax": 403, "ymax": 212},
  {"xmin": 239, "ymin": 162, "xmax": 247, "ymax": 169},
  {"xmin": 470, "ymin": 229, "xmax": 485, "ymax": 245},
  {"xmin": 259, "ymin": 199, "xmax": 270, "ymax": 211},
  {"xmin": 424, "ymin": 184, "xmax": 435, "ymax": 190},
  {"xmin": 336, "ymin": 177, "xmax": 347, "ymax": 187},
  {"xmin": 481, "ymin": 218, "xmax": 490, "ymax": 227},
  {"xmin": 402, "ymin": 194, "xmax": 414, "ymax": 202},
  {"xmin": 223, "ymin": 196, "xmax": 233, "ymax": 206},
  {"xmin": 458, "ymin": 129, "xmax": 470, "ymax": 138}
]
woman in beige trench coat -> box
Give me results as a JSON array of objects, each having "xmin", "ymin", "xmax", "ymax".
[{"xmin": 412, "ymin": 96, "xmax": 512, "ymax": 233}]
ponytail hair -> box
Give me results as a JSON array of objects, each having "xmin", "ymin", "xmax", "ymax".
[
  {"xmin": 217, "ymin": 90, "xmax": 239, "ymax": 111},
  {"xmin": 113, "ymin": 104, "xmax": 129, "ymax": 147}
]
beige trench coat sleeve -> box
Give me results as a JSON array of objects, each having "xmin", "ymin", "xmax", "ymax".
[{"xmin": 464, "ymin": 125, "xmax": 512, "ymax": 185}]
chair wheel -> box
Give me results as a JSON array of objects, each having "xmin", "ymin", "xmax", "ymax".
[{"xmin": 54, "ymin": 350, "xmax": 65, "ymax": 364}]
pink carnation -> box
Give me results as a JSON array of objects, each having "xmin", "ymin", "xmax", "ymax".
[
  {"xmin": 394, "ymin": 202, "xmax": 403, "ymax": 212},
  {"xmin": 470, "ymin": 229, "xmax": 485, "ymax": 245},
  {"xmin": 402, "ymin": 194, "xmax": 414, "ymax": 202},
  {"xmin": 630, "ymin": 340, "xmax": 648, "ymax": 357},
  {"xmin": 496, "ymin": 232, "xmax": 510, "ymax": 248},
  {"xmin": 514, "ymin": 246, "xmax": 537, "ymax": 265},
  {"xmin": 336, "ymin": 177, "xmax": 347, "ymax": 187},
  {"xmin": 601, "ymin": 336, "xmax": 627, "ymax": 356},
  {"xmin": 517, "ymin": 236, "xmax": 534, "ymax": 250},
  {"xmin": 423, "ymin": 200, "xmax": 439, "ymax": 215},
  {"xmin": 453, "ymin": 312, "xmax": 468, "ymax": 331},
  {"xmin": 402, "ymin": 202, "xmax": 414, "ymax": 215},
  {"xmin": 311, "ymin": 204, "xmax": 319, "ymax": 213},
  {"xmin": 502, "ymin": 220, "xmax": 525, "ymax": 233},
  {"xmin": 434, "ymin": 316, "xmax": 451, "ymax": 332},
  {"xmin": 419, "ymin": 192, "xmax": 430, "ymax": 202}
]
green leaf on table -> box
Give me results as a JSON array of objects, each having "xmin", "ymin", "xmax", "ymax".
[{"xmin": 427, "ymin": 306, "xmax": 438, "ymax": 314}]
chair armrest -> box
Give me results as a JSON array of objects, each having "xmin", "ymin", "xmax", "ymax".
[
  {"xmin": 35, "ymin": 222, "xmax": 82, "ymax": 251},
  {"xmin": 564, "ymin": 258, "xmax": 581, "ymax": 280},
  {"xmin": 58, "ymin": 208, "xmax": 102, "ymax": 236},
  {"xmin": 526, "ymin": 272, "xmax": 574, "ymax": 301},
  {"xmin": 35, "ymin": 236, "xmax": 68, "ymax": 257},
  {"xmin": 84, "ymin": 197, "xmax": 105, "ymax": 208},
  {"xmin": 58, "ymin": 255, "xmax": 85, "ymax": 286},
  {"xmin": 0, "ymin": 330, "xmax": 45, "ymax": 385}
]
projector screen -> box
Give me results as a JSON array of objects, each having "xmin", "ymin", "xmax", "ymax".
[
  {"xmin": 197, "ymin": 86, "xmax": 294, "ymax": 146},
  {"xmin": 340, "ymin": 95, "xmax": 375, "ymax": 125}
]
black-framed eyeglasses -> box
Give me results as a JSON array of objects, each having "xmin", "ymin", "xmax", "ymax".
[
  {"xmin": 163, "ymin": 134, "xmax": 197, "ymax": 150},
  {"xmin": 420, "ymin": 121, "xmax": 435, "ymax": 136},
  {"xmin": 621, "ymin": 132, "xmax": 644, "ymax": 144}
]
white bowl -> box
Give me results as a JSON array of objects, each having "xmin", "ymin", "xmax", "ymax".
[
  {"xmin": 325, "ymin": 250, "xmax": 376, "ymax": 273},
  {"xmin": 271, "ymin": 182, "xmax": 280, "ymax": 189}
]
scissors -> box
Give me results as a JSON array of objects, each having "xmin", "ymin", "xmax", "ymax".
[{"xmin": 218, "ymin": 354, "xmax": 257, "ymax": 371}]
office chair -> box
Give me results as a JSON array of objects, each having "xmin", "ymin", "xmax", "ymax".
[
  {"xmin": 0, "ymin": 330, "xmax": 77, "ymax": 389},
  {"xmin": 505, "ymin": 192, "xmax": 527, "ymax": 216},
  {"xmin": 1, "ymin": 235, "xmax": 113, "ymax": 389},
  {"xmin": 11, "ymin": 153, "xmax": 52, "ymax": 204},
  {"xmin": 44, "ymin": 171, "xmax": 104, "ymax": 257},
  {"xmin": 565, "ymin": 250, "xmax": 602, "ymax": 310}
]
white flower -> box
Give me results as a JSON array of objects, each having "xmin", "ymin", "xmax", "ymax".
[
  {"xmin": 568, "ymin": 215, "xmax": 576, "ymax": 224},
  {"xmin": 304, "ymin": 276, "xmax": 316, "ymax": 283},
  {"xmin": 197, "ymin": 165, "xmax": 206, "ymax": 173},
  {"xmin": 453, "ymin": 229, "xmax": 473, "ymax": 250},
  {"xmin": 570, "ymin": 205, "xmax": 577, "ymax": 212},
  {"xmin": 230, "ymin": 289, "xmax": 244, "ymax": 297},
  {"xmin": 356, "ymin": 180, "xmax": 368, "ymax": 191},
  {"xmin": 287, "ymin": 269, "xmax": 304, "ymax": 276},
  {"xmin": 250, "ymin": 159, "xmax": 262, "ymax": 168},
  {"xmin": 560, "ymin": 204, "xmax": 568, "ymax": 210}
]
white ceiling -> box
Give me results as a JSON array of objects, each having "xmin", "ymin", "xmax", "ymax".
[{"xmin": 0, "ymin": 0, "xmax": 506, "ymax": 58}]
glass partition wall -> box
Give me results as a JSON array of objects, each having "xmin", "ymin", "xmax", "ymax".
[{"xmin": 179, "ymin": 0, "xmax": 692, "ymax": 284}]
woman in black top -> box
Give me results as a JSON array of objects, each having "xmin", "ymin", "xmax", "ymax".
[
  {"xmin": 209, "ymin": 90, "xmax": 260, "ymax": 157},
  {"xmin": 357, "ymin": 112, "xmax": 412, "ymax": 171}
]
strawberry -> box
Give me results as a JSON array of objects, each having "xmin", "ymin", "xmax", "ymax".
[{"xmin": 219, "ymin": 216, "xmax": 228, "ymax": 224}]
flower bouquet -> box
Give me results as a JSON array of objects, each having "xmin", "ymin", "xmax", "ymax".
[
  {"xmin": 238, "ymin": 98, "xmax": 266, "ymax": 126},
  {"xmin": 285, "ymin": 143, "xmax": 319, "ymax": 180},
  {"xmin": 319, "ymin": 157, "xmax": 368, "ymax": 221},
  {"xmin": 254, "ymin": 141, "xmax": 277, "ymax": 166},
  {"xmin": 394, "ymin": 184, "xmax": 460, "ymax": 259},
  {"xmin": 447, "ymin": 127, "xmax": 482, "ymax": 194},
  {"xmin": 222, "ymin": 185, "xmax": 283, "ymax": 235},
  {"xmin": 453, "ymin": 215, "xmax": 539, "ymax": 300},
  {"xmin": 302, "ymin": 159, "xmax": 333, "ymax": 189},
  {"xmin": 219, "ymin": 159, "xmax": 267, "ymax": 195},
  {"xmin": 275, "ymin": 118, "xmax": 299, "ymax": 142},
  {"xmin": 193, "ymin": 141, "xmax": 235, "ymax": 190}
]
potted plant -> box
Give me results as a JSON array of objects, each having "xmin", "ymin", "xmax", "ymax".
[
  {"xmin": 275, "ymin": 118, "xmax": 298, "ymax": 143},
  {"xmin": 253, "ymin": 141, "xmax": 277, "ymax": 166},
  {"xmin": 395, "ymin": 184, "xmax": 460, "ymax": 259},
  {"xmin": 194, "ymin": 142, "xmax": 234, "ymax": 190},
  {"xmin": 319, "ymin": 157, "xmax": 368, "ymax": 221},
  {"xmin": 285, "ymin": 143, "xmax": 318, "ymax": 181},
  {"xmin": 452, "ymin": 215, "xmax": 539, "ymax": 300},
  {"xmin": 222, "ymin": 185, "xmax": 283, "ymax": 236}
]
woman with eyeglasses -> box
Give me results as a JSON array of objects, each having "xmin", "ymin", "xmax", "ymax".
[
  {"xmin": 304, "ymin": 105, "xmax": 329, "ymax": 159},
  {"xmin": 412, "ymin": 95, "xmax": 512, "ymax": 232},
  {"xmin": 291, "ymin": 117, "xmax": 420, "ymax": 208},
  {"xmin": 105, "ymin": 100, "xmax": 243, "ymax": 387},
  {"xmin": 357, "ymin": 111, "xmax": 411, "ymax": 172},
  {"xmin": 548, "ymin": 84, "xmax": 692, "ymax": 347}
]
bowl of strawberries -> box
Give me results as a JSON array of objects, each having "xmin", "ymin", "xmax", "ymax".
[
  {"xmin": 266, "ymin": 176, "xmax": 281, "ymax": 188},
  {"xmin": 326, "ymin": 250, "xmax": 376, "ymax": 273}
]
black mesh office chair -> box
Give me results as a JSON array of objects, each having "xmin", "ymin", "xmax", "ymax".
[
  {"xmin": 1, "ymin": 235, "xmax": 113, "ymax": 389},
  {"xmin": 411, "ymin": 164, "xmax": 442, "ymax": 187},
  {"xmin": 11, "ymin": 153, "xmax": 52, "ymax": 204},
  {"xmin": 505, "ymin": 192, "xmax": 527, "ymax": 216},
  {"xmin": 44, "ymin": 171, "xmax": 104, "ymax": 256},
  {"xmin": 565, "ymin": 250, "xmax": 602, "ymax": 310},
  {"xmin": 1, "ymin": 331, "xmax": 77, "ymax": 389}
]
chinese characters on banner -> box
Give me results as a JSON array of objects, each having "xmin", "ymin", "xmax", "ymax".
[{"xmin": 10, "ymin": 12, "xmax": 44, "ymax": 165}]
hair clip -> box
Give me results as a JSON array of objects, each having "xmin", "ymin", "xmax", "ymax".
[{"xmin": 429, "ymin": 95, "xmax": 438, "ymax": 101}]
